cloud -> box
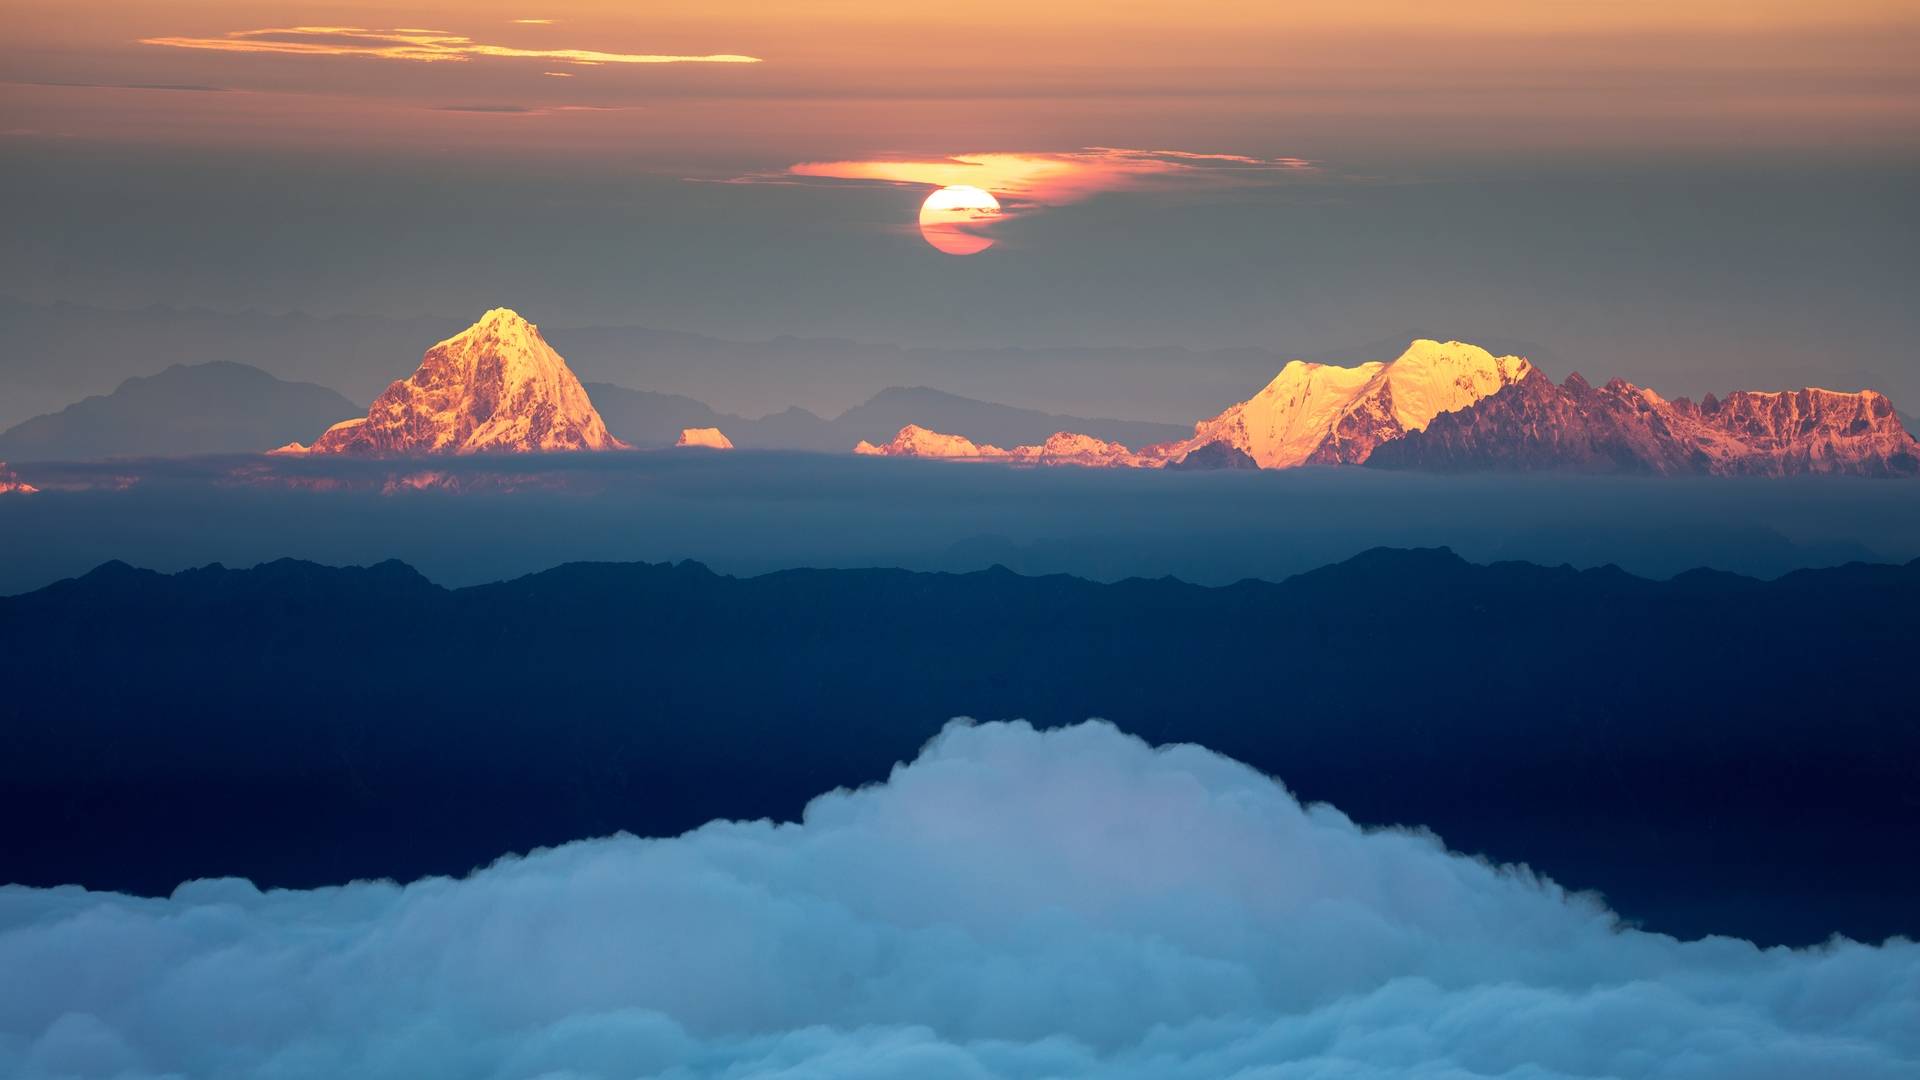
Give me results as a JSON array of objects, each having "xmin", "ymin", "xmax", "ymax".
[
  {"xmin": 427, "ymin": 103, "xmax": 636, "ymax": 119},
  {"xmin": 139, "ymin": 26, "xmax": 759, "ymax": 66},
  {"xmin": 19, "ymin": 81, "xmax": 231, "ymax": 93},
  {"xmin": 782, "ymin": 147, "xmax": 1314, "ymax": 208},
  {"xmin": 1, "ymin": 719, "xmax": 1916, "ymax": 1078}
]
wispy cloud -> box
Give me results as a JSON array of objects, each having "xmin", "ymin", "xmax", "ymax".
[
  {"xmin": 781, "ymin": 147, "xmax": 1313, "ymax": 208},
  {"xmin": 434, "ymin": 104, "xmax": 538, "ymax": 114},
  {"xmin": 140, "ymin": 26, "xmax": 760, "ymax": 66},
  {"xmin": 24, "ymin": 80, "xmax": 232, "ymax": 93},
  {"xmin": 432, "ymin": 103, "xmax": 637, "ymax": 117}
]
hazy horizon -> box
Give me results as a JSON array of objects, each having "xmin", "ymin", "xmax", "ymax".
[{"xmin": 6, "ymin": 0, "xmax": 1918, "ymax": 422}]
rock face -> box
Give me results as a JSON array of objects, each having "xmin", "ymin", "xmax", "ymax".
[
  {"xmin": 675, "ymin": 427, "xmax": 734, "ymax": 450},
  {"xmin": 1368, "ymin": 370, "xmax": 1920, "ymax": 477},
  {"xmin": 1159, "ymin": 340, "xmax": 1533, "ymax": 469},
  {"xmin": 1164, "ymin": 441, "xmax": 1259, "ymax": 470},
  {"xmin": 1680, "ymin": 388, "xmax": 1920, "ymax": 476},
  {"xmin": 855, "ymin": 425, "xmax": 1163, "ymax": 468},
  {"xmin": 0, "ymin": 462, "xmax": 36, "ymax": 494},
  {"xmin": 301, "ymin": 309, "xmax": 625, "ymax": 455},
  {"xmin": 837, "ymin": 338, "xmax": 1916, "ymax": 478}
]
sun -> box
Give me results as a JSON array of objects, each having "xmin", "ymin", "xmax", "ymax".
[{"xmin": 918, "ymin": 185, "xmax": 1001, "ymax": 256}]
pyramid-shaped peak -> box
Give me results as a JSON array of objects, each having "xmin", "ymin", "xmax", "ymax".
[{"xmin": 301, "ymin": 306, "xmax": 625, "ymax": 455}]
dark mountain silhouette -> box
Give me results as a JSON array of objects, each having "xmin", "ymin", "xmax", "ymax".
[
  {"xmin": 583, "ymin": 384, "xmax": 732, "ymax": 447},
  {"xmin": 585, "ymin": 382, "xmax": 1190, "ymax": 451},
  {"xmin": 4, "ymin": 549, "xmax": 1916, "ymax": 946},
  {"xmin": 0, "ymin": 295, "xmax": 452, "ymax": 430},
  {"xmin": 0, "ymin": 362, "xmax": 359, "ymax": 461}
]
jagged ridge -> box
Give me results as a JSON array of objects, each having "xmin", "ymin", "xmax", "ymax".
[
  {"xmin": 294, "ymin": 308, "xmax": 625, "ymax": 456},
  {"xmin": 1367, "ymin": 369, "xmax": 1920, "ymax": 477},
  {"xmin": 855, "ymin": 338, "xmax": 1918, "ymax": 478}
]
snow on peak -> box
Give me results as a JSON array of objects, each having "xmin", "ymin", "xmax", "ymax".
[
  {"xmin": 0, "ymin": 461, "xmax": 38, "ymax": 494},
  {"xmin": 303, "ymin": 308, "xmax": 626, "ymax": 455},
  {"xmin": 1382, "ymin": 340, "xmax": 1534, "ymax": 432},
  {"xmin": 1167, "ymin": 339, "xmax": 1532, "ymax": 468},
  {"xmin": 676, "ymin": 427, "xmax": 735, "ymax": 449},
  {"xmin": 854, "ymin": 425, "xmax": 1164, "ymax": 468},
  {"xmin": 858, "ymin": 424, "xmax": 1001, "ymax": 459}
]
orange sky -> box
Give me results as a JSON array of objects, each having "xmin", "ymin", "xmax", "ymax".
[{"xmin": 4, "ymin": 0, "xmax": 1917, "ymax": 166}]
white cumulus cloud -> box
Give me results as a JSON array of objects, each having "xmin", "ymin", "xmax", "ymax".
[{"xmin": 1, "ymin": 719, "xmax": 1916, "ymax": 1078}]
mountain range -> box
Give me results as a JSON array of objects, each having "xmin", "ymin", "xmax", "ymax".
[
  {"xmin": 5, "ymin": 304, "xmax": 1913, "ymax": 476},
  {"xmin": 867, "ymin": 340, "xmax": 1920, "ymax": 476},
  {"xmin": 588, "ymin": 382, "xmax": 1188, "ymax": 452},
  {"xmin": 5, "ymin": 547, "xmax": 1917, "ymax": 946},
  {"xmin": 0, "ymin": 362, "xmax": 358, "ymax": 462},
  {"xmin": 0, "ymin": 295, "xmax": 1324, "ymax": 431},
  {"xmin": 0, "ymin": 308, "xmax": 1187, "ymax": 461},
  {"xmin": 1368, "ymin": 368, "xmax": 1920, "ymax": 476}
]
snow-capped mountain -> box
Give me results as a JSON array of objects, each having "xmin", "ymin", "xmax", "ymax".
[
  {"xmin": 1155, "ymin": 339, "xmax": 1533, "ymax": 468},
  {"xmin": 0, "ymin": 462, "xmax": 36, "ymax": 494},
  {"xmin": 1681, "ymin": 387, "xmax": 1919, "ymax": 475},
  {"xmin": 675, "ymin": 427, "xmax": 735, "ymax": 449},
  {"xmin": 256, "ymin": 317, "xmax": 1914, "ymax": 478},
  {"xmin": 852, "ymin": 338, "xmax": 1917, "ymax": 477},
  {"xmin": 1366, "ymin": 369, "xmax": 1920, "ymax": 476},
  {"xmin": 289, "ymin": 308, "xmax": 625, "ymax": 455},
  {"xmin": 855, "ymin": 425, "xmax": 1162, "ymax": 467}
]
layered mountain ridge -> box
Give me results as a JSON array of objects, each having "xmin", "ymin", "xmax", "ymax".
[
  {"xmin": 587, "ymin": 383, "xmax": 1189, "ymax": 452},
  {"xmin": 0, "ymin": 362, "xmax": 359, "ymax": 462},
  {"xmin": 865, "ymin": 339, "xmax": 1918, "ymax": 477},
  {"xmin": 1367, "ymin": 369, "xmax": 1920, "ymax": 476},
  {"xmin": 287, "ymin": 309, "xmax": 625, "ymax": 455},
  {"xmin": 9, "ymin": 548, "xmax": 1920, "ymax": 943},
  {"xmin": 12, "ymin": 304, "xmax": 1910, "ymax": 477}
]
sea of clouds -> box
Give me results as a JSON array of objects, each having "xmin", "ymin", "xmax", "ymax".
[{"xmin": 2, "ymin": 719, "xmax": 1916, "ymax": 1079}]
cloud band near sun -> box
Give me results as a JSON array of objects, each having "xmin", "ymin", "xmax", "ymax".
[
  {"xmin": 766, "ymin": 148, "xmax": 1313, "ymax": 254},
  {"xmin": 783, "ymin": 148, "xmax": 1313, "ymax": 207},
  {"xmin": 140, "ymin": 26, "xmax": 760, "ymax": 66}
]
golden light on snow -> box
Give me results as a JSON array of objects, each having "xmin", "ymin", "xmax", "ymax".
[
  {"xmin": 676, "ymin": 427, "xmax": 735, "ymax": 449},
  {"xmin": 918, "ymin": 185, "xmax": 1001, "ymax": 256}
]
